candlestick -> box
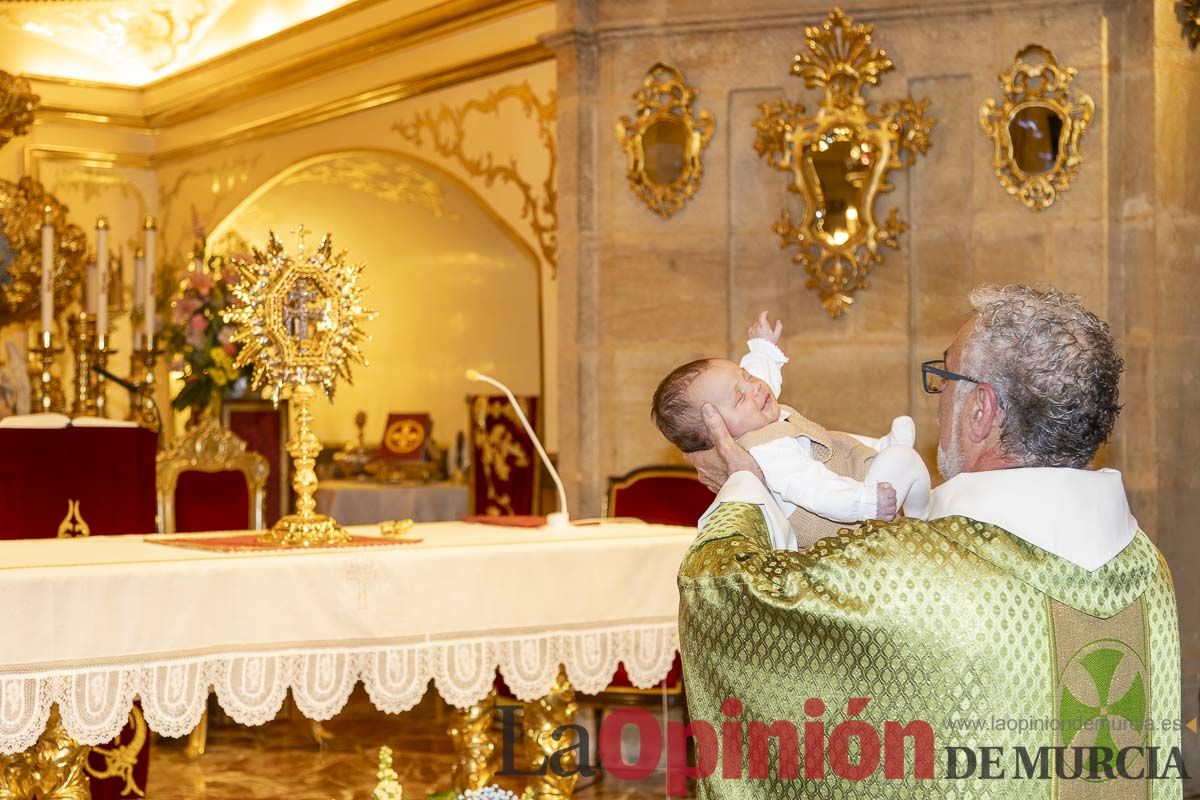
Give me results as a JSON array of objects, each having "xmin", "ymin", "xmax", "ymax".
[
  {"xmin": 95, "ymin": 218, "xmax": 109, "ymax": 337},
  {"xmin": 68, "ymin": 312, "xmax": 98, "ymax": 417},
  {"xmin": 93, "ymin": 333, "xmax": 113, "ymax": 419},
  {"xmin": 130, "ymin": 340, "xmax": 160, "ymax": 430},
  {"xmin": 133, "ymin": 250, "xmax": 145, "ymax": 350},
  {"xmin": 26, "ymin": 329, "xmax": 65, "ymax": 414},
  {"xmin": 40, "ymin": 206, "xmax": 53, "ymax": 336},
  {"xmin": 143, "ymin": 216, "xmax": 156, "ymax": 347}
]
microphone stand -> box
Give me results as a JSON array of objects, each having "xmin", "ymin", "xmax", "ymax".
[{"xmin": 466, "ymin": 369, "xmax": 571, "ymax": 530}]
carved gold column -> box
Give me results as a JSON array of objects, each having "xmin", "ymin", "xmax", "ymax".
[
  {"xmin": 0, "ymin": 706, "xmax": 91, "ymax": 800},
  {"xmin": 523, "ymin": 667, "xmax": 579, "ymax": 799},
  {"xmin": 448, "ymin": 690, "xmax": 499, "ymax": 792}
]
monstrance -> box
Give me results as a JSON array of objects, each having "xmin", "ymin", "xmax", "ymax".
[{"xmin": 226, "ymin": 228, "xmax": 372, "ymax": 546}]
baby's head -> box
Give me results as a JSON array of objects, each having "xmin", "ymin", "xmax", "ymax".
[{"xmin": 651, "ymin": 358, "xmax": 780, "ymax": 453}]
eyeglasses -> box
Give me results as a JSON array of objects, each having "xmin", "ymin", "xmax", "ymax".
[{"xmin": 921, "ymin": 359, "xmax": 983, "ymax": 395}]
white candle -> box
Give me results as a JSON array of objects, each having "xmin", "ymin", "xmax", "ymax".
[
  {"xmin": 40, "ymin": 207, "xmax": 53, "ymax": 336},
  {"xmin": 86, "ymin": 262, "xmax": 97, "ymax": 315},
  {"xmin": 95, "ymin": 218, "xmax": 109, "ymax": 336},
  {"xmin": 133, "ymin": 251, "xmax": 145, "ymax": 350},
  {"xmin": 143, "ymin": 216, "xmax": 156, "ymax": 347}
]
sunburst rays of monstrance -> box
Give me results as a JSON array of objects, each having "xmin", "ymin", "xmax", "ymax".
[{"xmin": 225, "ymin": 228, "xmax": 373, "ymax": 546}]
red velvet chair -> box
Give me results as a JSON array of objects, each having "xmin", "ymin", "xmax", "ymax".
[
  {"xmin": 601, "ymin": 466, "xmax": 710, "ymax": 698},
  {"xmin": 156, "ymin": 416, "xmax": 269, "ymax": 757},
  {"xmin": 0, "ymin": 422, "xmax": 157, "ymax": 800},
  {"xmin": 156, "ymin": 416, "xmax": 269, "ymax": 534}
]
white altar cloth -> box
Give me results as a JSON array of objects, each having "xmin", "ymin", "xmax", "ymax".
[{"xmin": 0, "ymin": 520, "xmax": 695, "ymax": 754}]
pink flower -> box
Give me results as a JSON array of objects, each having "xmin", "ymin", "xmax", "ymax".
[
  {"xmin": 222, "ymin": 341, "xmax": 237, "ymax": 356},
  {"xmin": 172, "ymin": 296, "xmax": 201, "ymax": 324},
  {"xmin": 190, "ymin": 312, "xmax": 207, "ymax": 332},
  {"xmin": 188, "ymin": 271, "xmax": 214, "ymax": 294},
  {"xmin": 221, "ymin": 266, "xmax": 239, "ymax": 286},
  {"xmin": 185, "ymin": 325, "xmax": 205, "ymax": 350}
]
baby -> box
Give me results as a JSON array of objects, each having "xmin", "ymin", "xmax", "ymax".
[{"xmin": 652, "ymin": 311, "xmax": 931, "ymax": 550}]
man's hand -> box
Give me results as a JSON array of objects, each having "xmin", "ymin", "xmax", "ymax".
[
  {"xmin": 747, "ymin": 310, "xmax": 783, "ymax": 344},
  {"xmin": 875, "ymin": 482, "xmax": 898, "ymax": 521},
  {"xmin": 683, "ymin": 403, "xmax": 764, "ymax": 492}
]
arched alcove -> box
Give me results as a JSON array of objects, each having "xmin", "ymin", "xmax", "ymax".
[{"xmin": 210, "ymin": 149, "xmax": 543, "ymax": 449}]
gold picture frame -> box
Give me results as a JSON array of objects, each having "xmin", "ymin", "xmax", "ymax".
[
  {"xmin": 754, "ymin": 9, "xmax": 934, "ymax": 318},
  {"xmin": 979, "ymin": 45, "xmax": 1094, "ymax": 211},
  {"xmin": 616, "ymin": 63, "xmax": 714, "ymax": 218}
]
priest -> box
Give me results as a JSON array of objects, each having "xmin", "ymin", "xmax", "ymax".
[{"xmin": 678, "ymin": 285, "xmax": 1184, "ymax": 798}]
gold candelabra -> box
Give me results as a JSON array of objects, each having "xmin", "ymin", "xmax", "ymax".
[
  {"xmin": 226, "ymin": 228, "xmax": 373, "ymax": 547},
  {"xmin": 68, "ymin": 312, "xmax": 97, "ymax": 417},
  {"xmin": 93, "ymin": 332, "xmax": 113, "ymax": 418},
  {"xmin": 26, "ymin": 329, "xmax": 65, "ymax": 413},
  {"xmin": 129, "ymin": 339, "xmax": 160, "ymax": 429}
]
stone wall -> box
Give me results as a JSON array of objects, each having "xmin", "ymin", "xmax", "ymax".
[{"xmin": 551, "ymin": 0, "xmax": 1197, "ymax": 788}]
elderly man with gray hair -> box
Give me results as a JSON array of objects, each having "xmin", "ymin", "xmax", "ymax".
[{"xmin": 676, "ymin": 285, "xmax": 1184, "ymax": 798}]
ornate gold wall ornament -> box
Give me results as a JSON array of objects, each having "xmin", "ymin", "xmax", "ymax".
[
  {"xmin": 616, "ymin": 63, "xmax": 714, "ymax": 218},
  {"xmin": 0, "ymin": 70, "xmax": 38, "ymax": 151},
  {"xmin": 86, "ymin": 706, "xmax": 148, "ymax": 798},
  {"xmin": 226, "ymin": 229, "xmax": 373, "ymax": 547},
  {"xmin": 754, "ymin": 9, "xmax": 934, "ymax": 318},
  {"xmin": 1180, "ymin": 0, "xmax": 1200, "ymax": 50},
  {"xmin": 0, "ymin": 177, "xmax": 89, "ymax": 328},
  {"xmin": 57, "ymin": 499, "xmax": 91, "ymax": 538},
  {"xmin": 393, "ymin": 82, "xmax": 558, "ymax": 275},
  {"xmin": 979, "ymin": 45, "xmax": 1095, "ymax": 211}
]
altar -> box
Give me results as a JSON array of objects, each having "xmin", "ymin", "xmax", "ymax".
[{"xmin": 0, "ymin": 519, "xmax": 693, "ymax": 797}]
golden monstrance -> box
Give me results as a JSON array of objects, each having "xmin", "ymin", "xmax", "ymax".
[{"xmin": 226, "ymin": 228, "xmax": 372, "ymax": 546}]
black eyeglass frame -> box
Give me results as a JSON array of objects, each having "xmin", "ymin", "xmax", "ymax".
[{"xmin": 921, "ymin": 359, "xmax": 984, "ymax": 395}]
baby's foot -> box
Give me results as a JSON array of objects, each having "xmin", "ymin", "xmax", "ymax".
[{"xmin": 890, "ymin": 416, "xmax": 916, "ymax": 447}]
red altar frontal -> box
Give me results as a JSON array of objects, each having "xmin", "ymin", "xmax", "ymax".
[{"xmin": 0, "ymin": 424, "xmax": 156, "ymax": 799}]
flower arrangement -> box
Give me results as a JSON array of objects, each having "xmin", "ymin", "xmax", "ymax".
[{"xmin": 161, "ymin": 235, "xmax": 251, "ymax": 421}]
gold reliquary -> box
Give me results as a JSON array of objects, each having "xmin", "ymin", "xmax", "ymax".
[
  {"xmin": 980, "ymin": 45, "xmax": 1094, "ymax": 211},
  {"xmin": 616, "ymin": 63, "xmax": 714, "ymax": 218},
  {"xmin": 754, "ymin": 8, "xmax": 934, "ymax": 318}
]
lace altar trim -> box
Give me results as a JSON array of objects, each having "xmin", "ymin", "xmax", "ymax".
[{"xmin": 0, "ymin": 624, "xmax": 679, "ymax": 754}]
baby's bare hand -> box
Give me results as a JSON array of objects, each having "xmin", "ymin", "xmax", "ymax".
[
  {"xmin": 747, "ymin": 311, "xmax": 783, "ymax": 344},
  {"xmin": 875, "ymin": 482, "xmax": 898, "ymax": 521}
]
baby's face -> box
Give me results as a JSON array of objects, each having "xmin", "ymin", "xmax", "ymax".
[{"xmin": 687, "ymin": 359, "xmax": 780, "ymax": 440}]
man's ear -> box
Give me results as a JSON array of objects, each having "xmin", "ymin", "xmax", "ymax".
[{"xmin": 966, "ymin": 383, "xmax": 1002, "ymax": 443}]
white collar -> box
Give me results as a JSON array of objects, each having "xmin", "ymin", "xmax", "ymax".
[{"xmin": 928, "ymin": 467, "xmax": 1138, "ymax": 572}]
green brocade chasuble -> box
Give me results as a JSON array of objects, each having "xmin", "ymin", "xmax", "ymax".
[{"xmin": 678, "ymin": 502, "xmax": 1183, "ymax": 799}]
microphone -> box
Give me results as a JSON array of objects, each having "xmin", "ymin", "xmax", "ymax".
[
  {"xmin": 466, "ymin": 369, "xmax": 571, "ymax": 530},
  {"xmin": 91, "ymin": 365, "xmax": 163, "ymax": 434}
]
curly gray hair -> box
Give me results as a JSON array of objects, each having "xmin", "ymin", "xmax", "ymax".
[{"xmin": 960, "ymin": 285, "xmax": 1123, "ymax": 468}]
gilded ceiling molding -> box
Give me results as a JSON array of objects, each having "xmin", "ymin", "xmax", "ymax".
[
  {"xmin": 392, "ymin": 82, "xmax": 558, "ymax": 275},
  {"xmin": 25, "ymin": 146, "xmax": 153, "ymax": 181},
  {"xmin": 151, "ymin": 44, "xmax": 552, "ymax": 165},
  {"xmin": 1178, "ymin": 0, "xmax": 1200, "ymax": 50},
  {"xmin": 0, "ymin": 70, "xmax": 39, "ymax": 150}
]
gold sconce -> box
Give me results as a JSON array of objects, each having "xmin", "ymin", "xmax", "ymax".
[
  {"xmin": 616, "ymin": 63, "xmax": 714, "ymax": 218},
  {"xmin": 979, "ymin": 45, "xmax": 1094, "ymax": 211},
  {"xmin": 754, "ymin": 8, "xmax": 934, "ymax": 318}
]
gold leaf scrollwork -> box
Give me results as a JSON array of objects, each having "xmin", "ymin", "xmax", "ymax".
[
  {"xmin": 979, "ymin": 45, "xmax": 1094, "ymax": 211},
  {"xmin": 1177, "ymin": 0, "xmax": 1200, "ymax": 50},
  {"xmin": 0, "ymin": 69, "xmax": 38, "ymax": 151},
  {"xmin": 616, "ymin": 63, "xmax": 715, "ymax": 218},
  {"xmin": 85, "ymin": 706, "xmax": 148, "ymax": 798},
  {"xmin": 472, "ymin": 397, "xmax": 530, "ymax": 516},
  {"xmin": 754, "ymin": 8, "xmax": 935, "ymax": 318},
  {"xmin": 0, "ymin": 177, "xmax": 89, "ymax": 328},
  {"xmin": 57, "ymin": 499, "xmax": 91, "ymax": 538},
  {"xmin": 392, "ymin": 83, "xmax": 557, "ymax": 276}
]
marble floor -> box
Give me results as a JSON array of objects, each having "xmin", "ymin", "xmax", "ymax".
[{"xmin": 149, "ymin": 689, "xmax": 676, "ymax": 800}]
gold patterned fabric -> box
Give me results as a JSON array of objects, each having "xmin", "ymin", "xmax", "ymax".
[{"xmin": 678, "ymin": 502, "xmax": 1182, "ymax": 798}]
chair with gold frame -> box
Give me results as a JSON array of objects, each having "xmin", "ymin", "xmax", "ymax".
[{"xmin": 156, "ymin": 415, "xmax": 270, "ymax": 758}]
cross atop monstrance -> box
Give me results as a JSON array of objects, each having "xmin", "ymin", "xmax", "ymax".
[{"xmin": 225, "ymin": 226, "xmax": 373, "ymax": 546}]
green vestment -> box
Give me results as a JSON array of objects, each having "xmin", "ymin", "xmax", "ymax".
[{"xmin": 678, "ymin": 502, "xmax": 1183, "ymax": 799}]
